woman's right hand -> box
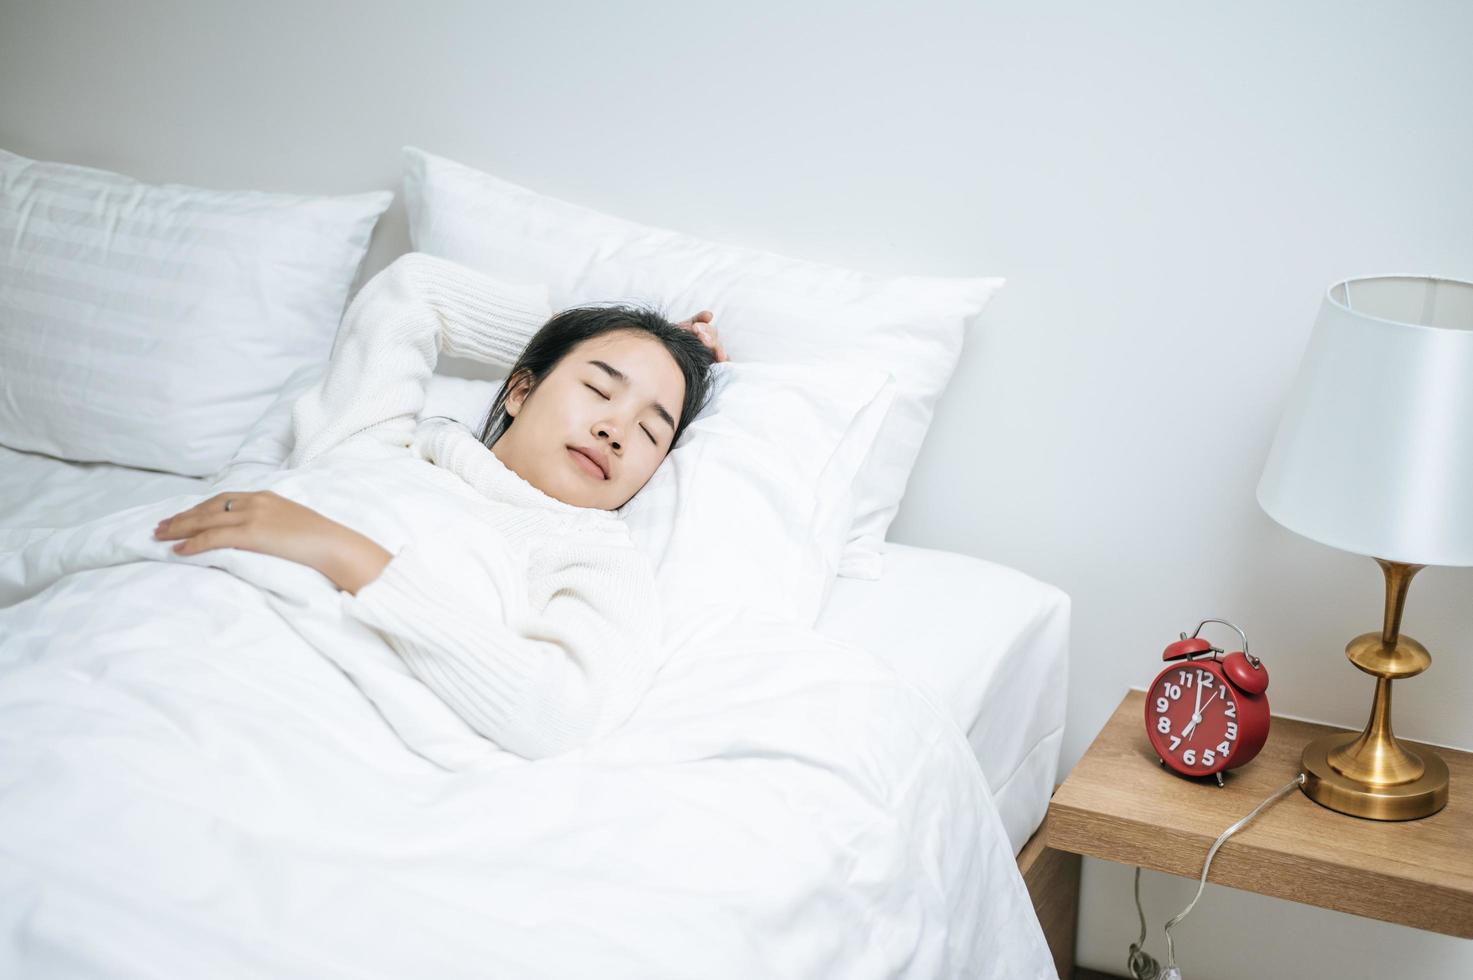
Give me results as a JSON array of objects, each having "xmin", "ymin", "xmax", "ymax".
[{"xmin": 674, "ymin": 310, "xmax": 727, "ymax": 362}]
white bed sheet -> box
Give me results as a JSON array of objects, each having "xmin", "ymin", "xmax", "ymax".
[{"xmin": 0, "ymin": 444, "xmax": 1067, "ymax": 856}]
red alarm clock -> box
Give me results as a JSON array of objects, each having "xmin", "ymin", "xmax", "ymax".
[{"xmin": 1145, "ymin": 619, "xmax": 1270, "ymax": 786}]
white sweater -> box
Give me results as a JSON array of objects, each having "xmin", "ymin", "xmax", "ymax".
[{"xmin": 286, "ymin": 252, "xmax": 665, "ymax": 761}]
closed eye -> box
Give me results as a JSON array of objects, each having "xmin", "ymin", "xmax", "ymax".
[{"xmin": 589, "ymin": 384, "xmax": 659, "ymax": 446}]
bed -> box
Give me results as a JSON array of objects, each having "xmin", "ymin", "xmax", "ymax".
[
  {"xmin": 0, "ymin": 442, "xmax": 1069, "ymax": 979},
  {"xmin": 0, "ymin": 146, "xmax": 1070, "ymax": 978},
  {"xmin": 0, "ymin": 441, "xmax": 1068, "ymax": 859}
]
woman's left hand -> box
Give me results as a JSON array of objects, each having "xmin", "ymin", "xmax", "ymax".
[
  {"xmin": 674, "ymin": 310, "xmax": 728, "ymax": 362},
  {"xmin": 153, "ymin": 490, "xmax": 392, "ymax": 594}
]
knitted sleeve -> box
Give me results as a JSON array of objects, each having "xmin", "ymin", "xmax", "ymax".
[
  {"xmin": 286, "ymin": 252, "xmax": 551, "ymax": 469},
  {"xmin": 339, "ymin": 523, "xmax": 666, "ymax": 761}
]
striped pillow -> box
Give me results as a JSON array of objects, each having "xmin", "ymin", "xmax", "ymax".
[{"xmin": 0, "ymin": 148, "xmax": 391, "ymax": 476}]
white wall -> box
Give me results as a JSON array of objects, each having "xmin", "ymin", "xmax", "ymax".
[{"xmin": 3, "ymin": 1, "xmax": 1470, "ymax": 975}]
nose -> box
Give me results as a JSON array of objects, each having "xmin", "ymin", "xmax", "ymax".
[{"xmin": 595, "ymin": 422, "xmax": 621, "ymax": 453}]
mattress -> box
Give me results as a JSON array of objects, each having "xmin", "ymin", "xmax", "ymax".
[{"xmin": 0, "ymin": 443, "xmax": 1068, "ymax": 855}]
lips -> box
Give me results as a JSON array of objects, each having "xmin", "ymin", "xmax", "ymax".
[{"xmin": 568, "ymin": 445, "xmax": 609, "ymax": 480}]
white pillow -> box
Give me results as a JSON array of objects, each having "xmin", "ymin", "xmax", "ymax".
[
  {"xmin": 401, "ymin": 145, "xmax": 1002, "ymax": 579},
  {"xmin": 419, "ymin": 373, "xmax": 504, "ymax": 434},
  {"xmin": 618, "ymin": 360, "xmax": 894, "ymax": 640},
  {"xmin": 0, "ymin": 147, "xmax": 391, "ymax": 476}
]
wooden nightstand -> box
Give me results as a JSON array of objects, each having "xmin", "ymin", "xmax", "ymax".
[{"xmin": 1046, "ymin": 689, "xmax": 1473, "ymax": 938}]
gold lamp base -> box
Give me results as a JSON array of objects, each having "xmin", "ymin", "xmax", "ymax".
[
  {"xmin": 1299, "ymin": 560, "xmax": 1451, "ymax": 821},
  {"xmin": 1302, "ymin": 730, "xmax": 1449, "ymax": 821}
]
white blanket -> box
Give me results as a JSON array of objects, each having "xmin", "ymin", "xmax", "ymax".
[{"xmin": 0, "ymin": 447, "xmax": 1055, "ymax": 978}]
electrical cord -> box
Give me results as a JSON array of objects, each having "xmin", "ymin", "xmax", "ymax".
[
  {"xmin": 1127, "ymin": 866, "xmax": 1160, "ymax": 979},
  {"xmin": 1127, "ymin": 773, "xmax": 1307, "ymax": 980}
]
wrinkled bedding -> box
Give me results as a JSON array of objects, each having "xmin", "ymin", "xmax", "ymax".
[{"xmin": 0, "ymin": 437, "xmax": 1055, "ymax": 977}]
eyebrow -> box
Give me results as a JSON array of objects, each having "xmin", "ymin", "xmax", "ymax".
[{"xmin": 587, "ymin": 360, "xmax": 676, "ymax": 430}]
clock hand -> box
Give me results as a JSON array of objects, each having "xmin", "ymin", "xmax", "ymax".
[
  {"xmin": 1181, "ymin": 675, "xmax": 1205, "ymax": 738},
  {"xmin": 1186, "ymin": 690, "xmax": 1222, "ymax": 741}
]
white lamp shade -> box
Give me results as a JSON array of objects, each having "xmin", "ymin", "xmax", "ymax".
[{"xmin": 1257, "ymin": 275, "xmax": 1473, "ymax": 567}]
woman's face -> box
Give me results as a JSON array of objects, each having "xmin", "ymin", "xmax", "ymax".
[{"xmin": 492, "ymin": 330, "xmax": 686, "ymax": 510}]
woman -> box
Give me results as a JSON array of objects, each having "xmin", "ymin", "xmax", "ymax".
[{"xmin": 153, "ymin": 252, "xmax": 726, "ymax": 759}]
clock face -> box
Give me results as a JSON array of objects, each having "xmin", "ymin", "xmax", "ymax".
[{"xmin": 1148, "ymin": 663, "xmax": 1240, "ymax": 774}]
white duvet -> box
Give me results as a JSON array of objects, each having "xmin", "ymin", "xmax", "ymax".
[{"xmin": 0, "ymin": 443, "xmax": 1054, "ymax": 978}]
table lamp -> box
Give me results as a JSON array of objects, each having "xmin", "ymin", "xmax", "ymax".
[{"xmin": 1257, "ymin": 273, "xmax": 1473, "ymax": 821}]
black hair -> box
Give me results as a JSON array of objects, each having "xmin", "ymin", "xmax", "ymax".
[{"xmin": 478, "ymin": 303, "xmax": 717, "ymax": 455}]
